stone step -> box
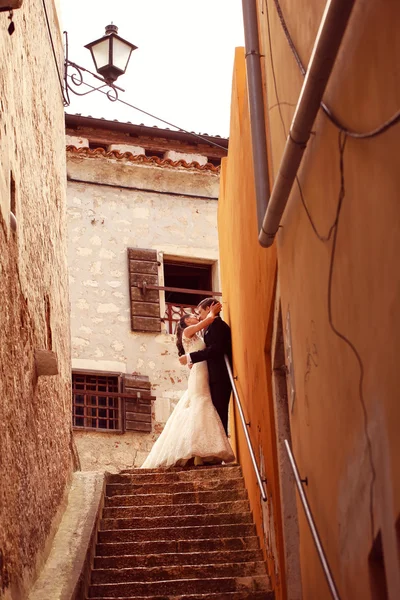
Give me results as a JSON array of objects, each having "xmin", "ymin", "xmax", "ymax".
[
  {"xmin": 103, "ymin": 500, "xmax": 250, "ymax": 520},
  {"xmin": 91, "ymin": 562, "xmax": 267, "ymax": 584},
  {"xmin": 88, "ymin": 466, "xmax": 272, "ymax": 600},
  {"xmin": 94, "ymin": 549, "xmax": 264, "ymax": 570},
  {"xmin": 109, "ymin": 465, "xmax": 242, "ymax": 485},
  {"xmin": 120, "ymin": 464, "xmax": 239, "ymax": 476},
  {"xmin": 100, "ymin": 512, "xmax": 252, "ymax": 531},
  {"xmin": 88, "ymin": 575, "xmax": 270, "ymax": 598},
  {"xmin": 96, "ymin": 536, "xmax": 260, "ymax": 557},
  {"xmin": 98, "ymin": 523, "xmax": 256, "ymax": 544},
  {"xmin": 106, "ymin": 478, "xmax": 244, "ymax": 497},
  {"xmin": 105, "ymin": 489, "xmax": 248, "ymax": 507},
  {"xmin": 88, "ymin": 591, "xmax": 273, "ymax": 600}
]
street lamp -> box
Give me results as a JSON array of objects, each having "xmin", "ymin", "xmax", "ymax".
[
  {"xmin": 84, "ymin": 24, "xmax": 137, "ymax": 84},
  {"xmin": 63, "ymin": 24, "xmax": 137, "ymax": 106}
]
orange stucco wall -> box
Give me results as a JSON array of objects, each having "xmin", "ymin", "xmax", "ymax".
[
  {"xmin": 218, "ymin": 49, "xmax": 283, "ymax": 597},
  {"xmin": 221, "ymin": 1, "xmax": 400, "ymax": 599}
]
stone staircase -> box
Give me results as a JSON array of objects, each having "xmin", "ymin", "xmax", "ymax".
[{"xmin": 87, "ymin": 464, "xmax": 274, "ymax": 600}]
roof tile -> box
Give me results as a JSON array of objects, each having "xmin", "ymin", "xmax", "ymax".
[{"xmin": 66, "ymin": 146, "xmax": 220, "ymax": 173}]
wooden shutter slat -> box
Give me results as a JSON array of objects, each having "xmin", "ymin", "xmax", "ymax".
[
  {"xmin": 131, "ymin": 302, "xmax": 160, "ymax": 317},
  {"xmin": 130, "ymin": 273, "xmax": 159, "ymax": 287},
  {"xmin": 131, "ymin": 316, "xmax": 162, "ymax": 332},
  {"xmin": 125, "ymin": 401, "xmax": 151, "ymax": 414},
  {"xmin": 130, "ymin": 287, "xmax": 159, "ymax": 303},
  {"xmin": 125, "ymin": 421, "xmax": 152, "ymax": 433},
  {"xmin": 124, "ymin": 376, "xmax": 151, "ymax": 390},
  {"xmin": 124, "ymin": 392, "xmax": 154, "ymax": 401},
  {"xmin": 128, "ymin": 248, "xmax": 158, "ymax": 262},
  {"xmin": 129, "ymin": 260, "xmax": 158, "ymax": 274},
  {"xmin": 126, "ymin": 412, "xmax": 151, "ymax": 423}
]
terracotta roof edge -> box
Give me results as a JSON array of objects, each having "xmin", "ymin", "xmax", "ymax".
[{"xmin": 66, "ymin": 146, "xmax": 221, "ymax": 173}]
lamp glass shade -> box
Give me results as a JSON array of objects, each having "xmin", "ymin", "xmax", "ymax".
[
  {"xmin": 90, "ymin": 38, "xmax": 111, "ymax": 71},
  {"xmin": 112, "ymin": 37, "xmax": 134, "ymax": 72}
]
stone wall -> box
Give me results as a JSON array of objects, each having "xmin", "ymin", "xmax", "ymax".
[
  {"xmin": 0, "ymin": 2, "xmax": 72, "ymax": 598},
  {"xmin": 67, "ymin": 146, "xmax": 221, "ymax": 471}
]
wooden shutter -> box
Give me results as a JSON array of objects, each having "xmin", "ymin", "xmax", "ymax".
[
  {"xmin": 128, "ymin": 248, "xmax": 161, "ymax": 332},
  {"xmin": 122, "ymin": 374, "xmax": 155, "ymax": 433}
]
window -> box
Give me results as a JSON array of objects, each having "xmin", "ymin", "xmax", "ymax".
[
  {"xmin": 128, "ymin": 248, "xmax": 220, "ymax": 334},
  {"xmin": 72, "ymin": 370, "xmax": 154, "ymax": 433},
  {"xmin": 72, "ymin": 372, "xmax": 121, "ymax": 431},
  {"xmin": 145, "ymin": 149, "xmax": 165, "ymax": 160},
  {"xmin": 88, "ymin": 141, "xmax": 109, "ymax": 151},
  {"xmin": 207, "ymin": 156, "xmax": 222, "ymax": 167},
  {"xmin": 163, "ymin": 260, "xmax": 213, "ymax": 334}
]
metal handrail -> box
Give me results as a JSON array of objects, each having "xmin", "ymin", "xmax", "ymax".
[
  {"xmin": 224, "ymin": 355, "xmax": 267, "ymax": 502},
  {"xmin": 284, "ymin": 440, "xmax": 341, "ymax": 600}
]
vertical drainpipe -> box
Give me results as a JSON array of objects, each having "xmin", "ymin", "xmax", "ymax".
[{"xmin": 242, "ymin": 0, "xmax": 271, "ymax": 233}]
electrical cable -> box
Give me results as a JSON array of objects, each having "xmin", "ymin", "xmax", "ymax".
[
  {"xmin": 327, "ymin": 132, "xmax": 376, "ymax": 540},
  {"xmin": 271, "ymin": 0, "xmax": 400, "ymax": 139},
  {"xmin": 41, "ymin": 0, "xmax": 66, "ymax": 102},
  {"xmin": 66, "ymin": 76, "xmax": 229, "ymax": 151},
  {"xmin": 265, "ymin": 0, "xmax": 382, "ymax": 542}
]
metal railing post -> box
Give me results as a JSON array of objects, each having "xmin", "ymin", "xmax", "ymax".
[
  {"xmin": 224, "ymin": 355, "xmax": 267, "ymax": 502},
  {"xmin": 284, "ymin": 440, "xmax": 341, "ymax": 600}
]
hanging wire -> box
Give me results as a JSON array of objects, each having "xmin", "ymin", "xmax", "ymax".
[
  {"xmin": 65, "ymin": 76, "xmax": 228, "ymax": 151},
  {"xmin": 270, "ymin": 0, "xmax": 400, "ymax": 139},
  {"xmin": 41, "ymin": 0, "xmax": 67, "ymax": 103},
  {"xmin": 264, "ymin": 0, "xmax": 389, "ymax": 545}
]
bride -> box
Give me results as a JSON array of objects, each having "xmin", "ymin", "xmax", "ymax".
[{"xmin": 141, "ymin": 302, "xmax": 235, "ymax": 469}]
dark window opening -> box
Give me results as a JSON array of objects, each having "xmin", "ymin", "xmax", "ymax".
[
  {"xmin": 145, "ymin": 149, "xmax": 165, "ymax": 160},
  {"xmin": 369, "ymin": 531, "xmax": 388, "ymax": 600},
  {"xmin": 72, "ymin": 371, "xmax": 121, "ymax": 431},
  {"xmin": 163, "ymin": 260, "xmax": 214, "ymax": 333},
  {"xmin": 88, "ymin": 141, "xmax": 109, "ymax": 151},
  {"xmin": 207, "ymin": 156, "xmax": 221, "ymax": 167}
]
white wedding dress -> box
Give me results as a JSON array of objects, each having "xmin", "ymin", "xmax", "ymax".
[{"xmin": 141, "ymin": 332, "xmax": 235, "ymax": 468}]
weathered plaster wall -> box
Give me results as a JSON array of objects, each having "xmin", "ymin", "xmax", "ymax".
[
  {"xmin": 260, "ymin": 1, "xmax": 400, "ymax": 598},
  {"xmin": 0, "ymin": 2, "xmax": 72, "ymax": 599},
  {"xmin": 67, "ymin": 150, "xmax": 220, "ymax": 470},
  {"xmin": 218, "ymin": 49, "xmax": 283, "ymax": 600},
  {"xmin": 220, "ymin": 1, "xmax": 400, "ymax": 599}
]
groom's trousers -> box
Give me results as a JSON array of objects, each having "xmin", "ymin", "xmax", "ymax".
[{"xmin": 209, "ymin": 380, "xmax": 231, "ymax": 435}]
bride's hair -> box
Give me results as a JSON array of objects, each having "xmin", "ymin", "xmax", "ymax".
[{"xmin": 176, "ymin": 315, "xmax": 189, "ymax": 357}]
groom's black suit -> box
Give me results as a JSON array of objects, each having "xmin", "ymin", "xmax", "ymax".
[{"xmin": 189, "ymin": 316, "xmax": 232, "ymax": 434}]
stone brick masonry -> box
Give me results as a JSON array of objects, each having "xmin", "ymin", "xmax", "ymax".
[{"xmin": 0, "ymin": 1, "xmax": 73, "ymax": 598}]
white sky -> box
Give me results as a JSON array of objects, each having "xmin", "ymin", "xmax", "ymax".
[{"xmin": 61, "ymin": 1, "xmax": 245, "ymax": 138}]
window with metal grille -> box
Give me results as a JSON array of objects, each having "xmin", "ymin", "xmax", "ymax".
[{"xmin": 72, "ymin": 372, "xmax": 121, "ymax": 431}]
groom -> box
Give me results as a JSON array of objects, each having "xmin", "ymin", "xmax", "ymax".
[{"xmin": 179, "ymin": 297, "xmax": 232, "ymax": 434}]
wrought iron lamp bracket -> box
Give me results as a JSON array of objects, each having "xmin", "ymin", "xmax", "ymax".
[{"xmin": 63, "ymin": 31, "xmax": 124, "ymax": 107}]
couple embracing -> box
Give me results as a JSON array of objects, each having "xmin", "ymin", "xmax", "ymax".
[{"xmin": 141, "ymin": 298, "xmax": 235, "ymax": 469}]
